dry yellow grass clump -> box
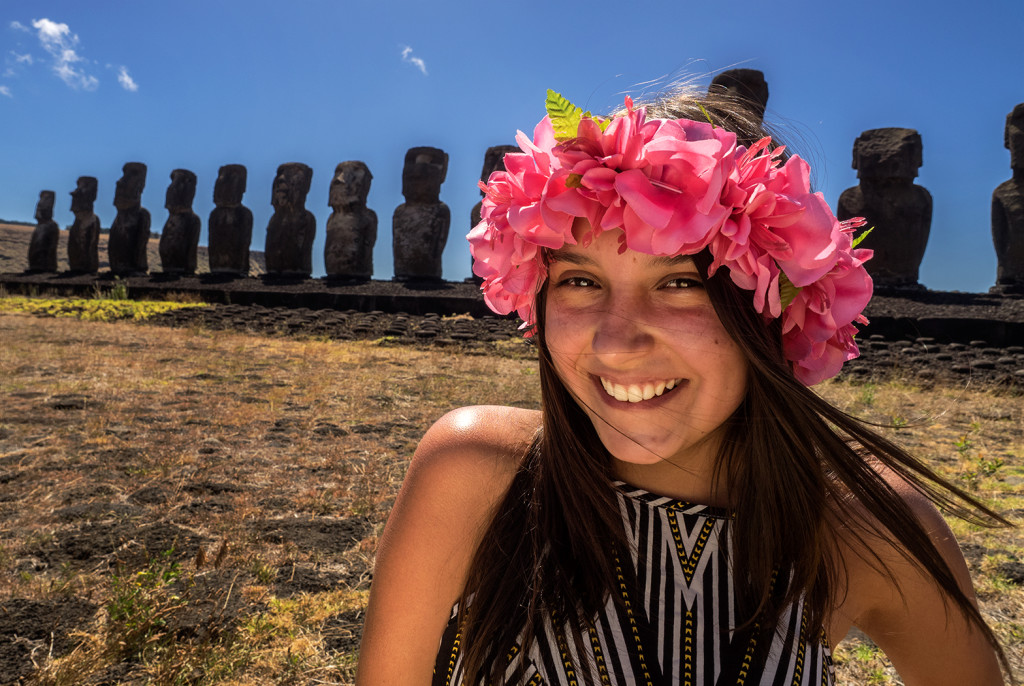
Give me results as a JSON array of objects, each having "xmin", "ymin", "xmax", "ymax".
[
  {"xmin": 0, "ymin": 310, "xmax": 1020, "ymax": 684},
  {"xmin": 0, "ymin": 294, "xmax": 206, "ymax": 323}
]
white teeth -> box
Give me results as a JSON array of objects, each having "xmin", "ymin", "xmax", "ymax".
[{"xmin": 600, "ymin": 377, "xmax": 683, "ymax": 403}]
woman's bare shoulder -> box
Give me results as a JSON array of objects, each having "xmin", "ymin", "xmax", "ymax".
[
  {"xmin": 418, "ymin": 404, "xmax": 542, "ymax": 454},
  {"xmin": 412, "ymin": 405, "xmax": 541, "ymax": 487},
  {"xmin": 389, "ymin": 404, "xmax": 541, "ymax": 552},
  {"xmin": 832, "ymin": 462, "xmax": 964, "ymax": 566}
]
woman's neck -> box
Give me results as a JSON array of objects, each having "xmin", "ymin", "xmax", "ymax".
[{"xmin": 612, "ymin": 454, "xmax": 729, "ymax": 507}]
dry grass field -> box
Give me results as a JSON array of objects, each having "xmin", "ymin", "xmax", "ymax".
[{"xmin": 0, "ymin": 301, "xmax": 1021, "ymax": 684}]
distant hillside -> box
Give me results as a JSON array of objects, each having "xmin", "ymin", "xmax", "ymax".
[{"xmin": 0, "ymin": 223, "xmax": 265, "ymax": 275}]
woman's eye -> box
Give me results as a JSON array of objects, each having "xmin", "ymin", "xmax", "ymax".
[
  {"xmin": 562, "ymin": 276, "xmax": 597, "ymax": 288},
  {"xmin": 663, "ymin": 277, "xmax": 702, "ymax": 289}
]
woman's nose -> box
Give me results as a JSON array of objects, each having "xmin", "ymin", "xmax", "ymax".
[{"xmin": 590, "ymin": 296, "xmax": 657, "ymax": 362}]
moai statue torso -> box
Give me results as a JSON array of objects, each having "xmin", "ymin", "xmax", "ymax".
[
  {"xmin": 709, "ymin": 68, "xmax": 770, "ymax": 123},
  {"xmin": 27, "ymin": 191, "xmax": 59, "ymax": 273},
  {"xmin": 108, "ymin": 162, "xmax": 151, "ymax": 275},
  {"xmin": 992, "ymin": 103, "xmax": 1024, "ymax": 290},
  {"xmin": 471, "ymin": 145, "xmax": 518, "ymax": 284},
  {"xmin": 265, "ymin": 163, "xmax": 315, "ymax": 277},
  {"xmin": 158, "ymin": 169, "xmax": 201, "ymax": 275},
  {"xmin": 67, "ymin": 176, "xmax": 100, "ymax": 273},
  {"xmin": 838, "ymin": 128, "xmax": 932, "ymax": 288},
  {"xmin": 325, "ymin": 161, "xmax": 377, "ymax": 281},
  {"xmin": 208, "ymin": 164, "xmax": 253, "ymax": 276},
  {"xmin": 393, "ymin": 146, "xmax": 450, "ymax": 281}
]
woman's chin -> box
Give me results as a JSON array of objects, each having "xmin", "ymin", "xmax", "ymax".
[{"xmin": 594, "ymin": 430, "xmax": 679, "ymax": 467}]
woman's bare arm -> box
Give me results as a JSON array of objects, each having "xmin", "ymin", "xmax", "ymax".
[
  {"xmin": 843, "ymin": 471, "xmax": 1004, "ymax": 686},
  {"xmin": 355, "ymin": 406, "xmax": 536, "ymax": 685}
]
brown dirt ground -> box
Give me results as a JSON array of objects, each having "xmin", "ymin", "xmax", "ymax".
[{"xmin": 0, "ymin": 313, "xmax": 539, "ymax": 684}]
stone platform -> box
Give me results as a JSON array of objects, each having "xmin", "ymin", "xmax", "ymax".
[{"xmin": 0, "ymin": 272, "xmax": 490, "ymax": 318}]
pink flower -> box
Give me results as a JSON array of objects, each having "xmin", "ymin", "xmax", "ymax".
[{"xmin": 781, "ymin": 225, "xmax": 874, "ymax": 385}]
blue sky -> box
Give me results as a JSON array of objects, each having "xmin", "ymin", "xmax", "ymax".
[{"xmin": 2, "ymin": 0, "xmax": 1022, "ymax": 292}]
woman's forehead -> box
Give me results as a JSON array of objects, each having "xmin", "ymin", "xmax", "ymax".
[
  {"xmin": 549, "ymin": 244, "xmax": 696, "ymax": 269},
  {"xmin": 555, "ymin": 222, "xmax": 697, "ymax": 267}
]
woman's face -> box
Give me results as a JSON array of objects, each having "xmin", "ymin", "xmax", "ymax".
[{"xmin": 544, "ymin": 226, "xmax": 748, "ymax": 482}]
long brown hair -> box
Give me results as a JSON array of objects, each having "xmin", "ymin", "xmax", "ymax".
[{"xmin": 455, "ymin": 90, "xmax": 1013, "ymax": 683}]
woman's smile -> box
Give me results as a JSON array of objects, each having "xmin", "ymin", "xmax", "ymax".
[{"xmin": 598, "ymin": 376, "xmax": 686, "ymax": 403}]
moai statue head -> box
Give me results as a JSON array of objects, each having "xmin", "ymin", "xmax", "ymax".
[
  {"xmin": 479, "ymin": 145, "xmax": 518, "ymax": 195},
  {"xmin": 70, "ymin": 176, "xmax": 98, "ymax": 214},
  {"xmin": 709, "ymin": 69, "xmax": 769, "ymax": 122},
  {"xmin": 35, "ymin": 190, "xmax": 55, "ymax": 223},
  {"xmin": 272, "ymin": 162, "xmax": 313, "ymax": 211},
  {"xmin": 165, "ymin": 169, "xmax": 197, "ymax": 212},
  {"xmin": 213, "ymin": 164, "xmax": 247, "ymax": 207},
  {"xmin": 852, "ymin": 128, "xmax": 923, "ymax": 181},
  {"xmin": 329, "ymin": 161, "xmax": 372, "ymax": 209},
  {"xmin": 1005, "ymin": 103, "xmax": 1024, "ymax": 172},
  {"xmin": 114, "ymin": 162, "xmax": 147, "ymax": 210},
  {"xmin": 402, "ymin": 146, "xmax": 448, "ymax": 203}
]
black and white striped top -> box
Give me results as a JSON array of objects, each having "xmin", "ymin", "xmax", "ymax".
[{"xmin": 433, "ymin": 483, "xmax": 834, "ymax": 685}]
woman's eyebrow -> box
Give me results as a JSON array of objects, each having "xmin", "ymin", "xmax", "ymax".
[
  {"xmin": 649, "ymin": 255, "xmax": 695, "ymax": 267},
  {"xmin": 548, "ymin": 250, "xmax": 592, "ymax": 266}
]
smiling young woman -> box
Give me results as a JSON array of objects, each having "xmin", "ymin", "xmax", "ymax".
[
  {"xmin": 356, "ymin": 88, "xmax": 1012, "ymax": 685},
  {"xmin": 544, "ymin": 226, "xmax": 748, "ymax": 504}
]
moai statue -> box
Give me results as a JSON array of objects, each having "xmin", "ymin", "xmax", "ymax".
[
  {"xmin": 108, "ymin": 162, "xmax": 151, "ymax": 275},
  {"xmin": 325, "ymin": 161, "xmax": 377, "ymax": 281},
  {"xmin": 393, "ymin": 146, "xmax": 450, "ymax": 281},
  {"xmin": 208, "ymin": 164, "xmax": 253, "ymax": 276},
  {"xmin": 709, "ymin": 68, "xmax": 770, "ymax": 123},
  {"xmin": 265, "ymin": 162, "xmax": 315, "ymax": 277},
  {"xmin": 27, "ymin": 191, "xmax": 59, "ymax": 272},
  {"xmin": 470, "ymin": 145, "xmax": 517, "ymax": 284},
  {"xmin": 838, "ymin": 128, "xmax": 932, "ymax": 288},
  {"xmin": 158, "ymin": 169, "xmax": 201, "ymax": 275},
  {"xmin": 67, "ymin": 176, "xmax": 100, "ymax": 273},
  {"xmin": 992, "ymin": 103, "xmax": 1024, "ymax": 291}
]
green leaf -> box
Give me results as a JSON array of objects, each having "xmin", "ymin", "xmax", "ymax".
[
  {"xmin": 546, "ymin": 89, "xmax": 586, "ymax": 140},
  {"xmin": 697, "ymin": 103, "xmax": 716, "ymax": 128},
  {"xmin": 779, "ymin": 271, "xmax": 802, "ymax": 310},
  {"xmin": 851, "ymin": 226, "xmax": 874, "ymax": 249}
]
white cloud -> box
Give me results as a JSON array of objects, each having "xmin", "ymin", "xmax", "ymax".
[
  {"xmin": 400, "ymin": 45, "xmax": 428, "ymax": 76},
  {"xmin": 10, "ymin": 21, "xmax": 29, "ymax": 33},
  {"xmin": 31, "ymin": 17, "xmax": 99, "ymax": 91},
  {"xmin": 0, "ymin": 85, "xmax": 11, "ymax": 98},
  {"xmin": 13, "ymin": 52, "xmax": 33, "ymax": 65},
  {"xmin": 116, "ymin": 65, "xmax": 137, "ymax": 92}
]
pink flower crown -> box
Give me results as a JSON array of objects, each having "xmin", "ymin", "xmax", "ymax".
[{"xmin": 468, "ymin": 91, "xmax": 873, "ymax": 385}]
